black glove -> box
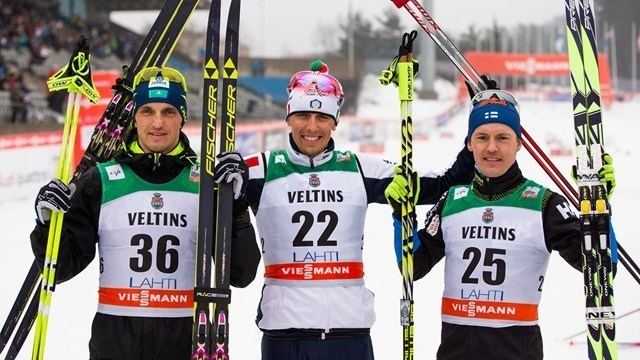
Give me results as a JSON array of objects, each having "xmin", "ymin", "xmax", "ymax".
[
  {"xmin": 465, "ymin": 74, "xmax": 499, "ymax": 100},
  {"xmin": 213, "ymin": 151, "xmax": 249, "ymax": 200},
  {"xmin": 35, "ymin": 179, "xmax": 76, "ymax": 225}
]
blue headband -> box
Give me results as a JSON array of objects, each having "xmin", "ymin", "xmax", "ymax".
[
  {"xmin": 467, "ymin": 100, "xmax": 520, "ymax": 139},
  {"xmin": 133, "ymin": 78, "xmax": 187, "ymax": 121}
]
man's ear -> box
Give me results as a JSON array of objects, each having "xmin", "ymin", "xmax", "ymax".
[
  {"xmin": 466, "ymin": 138, "xmax": 472, "ymax": 152},
  {"xmin": 516, "ymin": 139, "xmax": 522, "ymax": 152}
]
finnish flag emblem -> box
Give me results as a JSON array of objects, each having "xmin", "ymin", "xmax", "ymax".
[{"xmin": 484, "ymin": 111, "xmax": 499, "ymax": 119}]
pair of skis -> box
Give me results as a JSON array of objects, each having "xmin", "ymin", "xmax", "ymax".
[
  {"xmin": 565, "ymin": 0, "xmax": 616, "ymax": 359},
  {"xmin": 192, "ymin": 0, "xmax": 240, "ymax": 359},
  {"xmin": 0, "ymin": 1, "xmax": 199, "ymax": 358}
]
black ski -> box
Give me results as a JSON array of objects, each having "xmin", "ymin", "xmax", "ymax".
[
  {"xmin": 0, "ymin": 1, "xmax": 199, "ymax": 358},
  {"xmin": 4, "ymin": 297, "xmax": 36, "ymax": 360},
  {"xmin": 192, "ymin": 0, "xmax": 222, "ymax": 358},
  {"xmin": 565, "ymin": 0, "xmax": 617, "ymax": 358},
  {"xmin": 192, "ymin": 0, "xmax": 240, "ymax": 357},
  {"xmin": 212, "ymin": 0, "xmax": 241, "ymax": 356},
  {"xmin": 0, "ymin": 262, "xmax": 38, "ymax": 353}
]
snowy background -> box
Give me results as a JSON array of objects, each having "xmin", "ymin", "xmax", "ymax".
[{"xmin": 1, "ymin": 79, "xmax": 639, "ymax": 359}]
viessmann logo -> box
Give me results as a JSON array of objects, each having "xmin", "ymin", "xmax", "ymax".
[{"xmin": 504, "ymin": 58, "xmax": 569, "ymax": 75}]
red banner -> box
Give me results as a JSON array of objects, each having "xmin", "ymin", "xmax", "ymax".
[{"xmin": 459, "ymin": 52, "xmax": 612, "ymax": 105}]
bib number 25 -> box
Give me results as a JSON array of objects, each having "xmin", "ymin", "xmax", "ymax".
[{"xmin": 461, "ymin": 247, "xmax": 506, "ymax": 286}]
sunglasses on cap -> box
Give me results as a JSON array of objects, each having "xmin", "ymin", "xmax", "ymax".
[
  {"xmin": 287, "ymin": 71, "xmax": 345, "ymax": 101},
  {"xmin": 470, "ymin": 89, "xmax": 520, "ymax": 113},
  {"xmin": 133, "ymin": 66, "xmax": 188, "ymax": 92}
]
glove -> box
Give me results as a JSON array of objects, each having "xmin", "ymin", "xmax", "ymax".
[
  {"xmin": 384, "ymin": 166, "xmax": 420, "ymax": 218},
  {"xmin": 465, "ymin": 74, "xmax": 499, "ymax": 100},
  {"xmin": 598, "ymin": 153, "xmax": 616, "ymax": 196},
  {"xmin": 571, "ymin": 152, "xmax": 616, "ymax": 196},
  {"xmin": 213, "ymin": 151, "xmax": 249, "ymax": 200},
  {"xmin": 34, "ymin": 179, "xmax": 76, "ymax": 225}
]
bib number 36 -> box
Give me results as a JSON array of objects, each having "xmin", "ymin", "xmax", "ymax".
[{"xmin": 129, "ymin": 234, "xmax": 180, "ymax": 273}]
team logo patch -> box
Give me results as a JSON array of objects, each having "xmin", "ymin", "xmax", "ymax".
[
  {"xmin": 336, "ymin": 152, "xmax": 351, "ymax": 162},
  {"xmin": 309, "ymin": 174, "xmax": 321, "ymax": 187},
  {"xmin": 105, "ymin": 164, "xmax": 125, "ymax": 180},
  {"xmin": 482, "ymin": 208, "xmax": 494, "ymax": 224},
  {"xmin": 453, "ymin": 187, "xmax": 469, "ymax": 200},
  {"xmin": 521, "ymin": 186, "xmax": 541, "ymax": 199},
  {"xmin": 149, "ymin": 76, "xmax": 170, "ymax": 89},
  {"xmin": 189, "ymin": 167, "xmax": 200, "ymax": 183},
  {"xmin": 426, "ymin": 214, "xmax": 440, "ymax": 236},
  {"xmin": 151, "ymin": 193, "xmax": 164, "ymax": 209},
  {"xmin": 310, "ymin": 99, "xmax": 322, "ymax": 109},
  {"xmin": 275, "ymin": 154, "xmax": 286, "ymax": 164}
]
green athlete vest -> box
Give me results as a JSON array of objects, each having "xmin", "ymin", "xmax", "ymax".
[
  {"xmin": 95, "ymin": 161, "xmax": 199, "ymax": 318},
  {"xmin": 439, "ymin": 180, "xmax": 551, "ymax": 328}
]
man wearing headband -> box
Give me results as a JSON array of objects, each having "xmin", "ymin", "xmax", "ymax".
[
  {"xmin": 385, "ymin": 86, "xmax": 617, "ymax": 360},
  {"xmin": 30, "ymin": 67, "xmax": 260, "ymax": 359},
  {"xmin": 212, "ymin": 60, "xmax": 476, "ymax": 359}
]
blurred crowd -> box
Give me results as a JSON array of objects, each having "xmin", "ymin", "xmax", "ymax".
[
  {"xmin": 0, "ymin": 1, "xmax": 138, "ymax": 63},
  {"xmin": 0, "ymin": 0, "xmax": 139, "ymax": 125}
]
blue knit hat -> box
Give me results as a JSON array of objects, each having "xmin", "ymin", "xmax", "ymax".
[
  {"xmin": 133, "ymin": 68, "xmax": 188, "ymax": 122},
  {"xmin": 467, "ymin": 96, "xmax": 520, "ymax": 139}
]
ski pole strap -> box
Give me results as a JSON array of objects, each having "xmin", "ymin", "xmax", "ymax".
[
  {"xmin": 379, "ymin": 31, "xmax": 419, "ymax": 88},
  {"xmin": 379, "ymin": 57, "xmax": 420, "ymax": 88},
  {"xmin": 399, "ymin": 30, "xmax": 418, "ymax": 57},
  {"xmin": 46, "ymin": 36, "xmax": 100, "ymax": 103},
  {"xmin": 194, "ymin": 287, "xmax": 231, "ymax": 305}
]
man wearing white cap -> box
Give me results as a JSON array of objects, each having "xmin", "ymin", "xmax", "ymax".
[{"xmin": 213, "ymin": 60, "xmax": 476, "ymax": 359}]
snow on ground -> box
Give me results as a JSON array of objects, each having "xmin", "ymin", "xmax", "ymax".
[{"xmin": 1, "ymin": 89, "xmax": 639, "ymax": 359}]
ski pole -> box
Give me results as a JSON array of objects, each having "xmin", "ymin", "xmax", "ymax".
[
  {"xmin": 380, "ymin": 30, "xmax": 419, "ymax": 360},
  {"xmin": 31, "ymin": 36, "xmax": 99, "ymax": 360}
]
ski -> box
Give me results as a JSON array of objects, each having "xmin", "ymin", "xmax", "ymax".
[
  {"xmin": 0, "ymin": 262, "xmax": 38, "ymax": 353},
  {"xmin": 565, "ymin": 0, "xmax": 617, "ymax": 358},
  {"xmin": 78, "ymin": 0, "xmax": 199, "ymax": 175},
  {"xmin": 213, "ymin": 0, "xmax": 241, "ymax": 356},
  {"xmin": 192, "ymin": 0, "xmax": 222, "ymax": 358},
  {"xmin": 4, "ymin": 293, "xmax": 36, "ymax": 360},
  {"xmin": 388, "ymin": 0, "xmax": 640, "ymax": 289},
  {"xmin": 0, "ymin": 1, "xmax": 199, "ymax": 358},
  {"xmin": 579, "ymin": 6, "xmax": 617, "ymax": 358},
  {"xmin": 192, "ymin": 0, "xmax": 240, "ymax": 357}
]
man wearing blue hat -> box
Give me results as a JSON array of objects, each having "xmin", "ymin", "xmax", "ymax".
[
  {"xmin": 385, "ymin": 88, "xmax": 616, "ymax": 360},
  {"xmin": 30, "ymin": 67, "xmax": 260, "ymax": 359}
]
